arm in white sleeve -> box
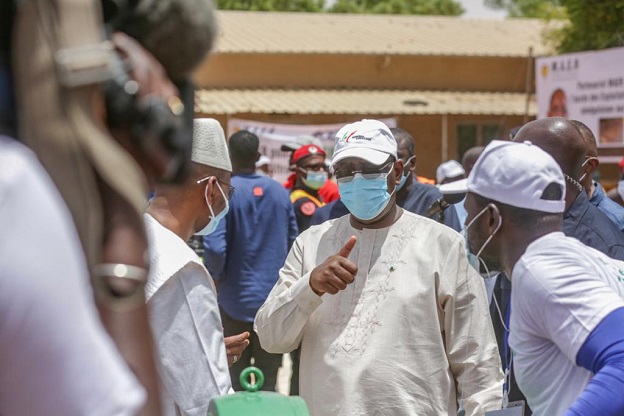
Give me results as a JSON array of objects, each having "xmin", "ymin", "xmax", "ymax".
[
  {"xmin": 443, "ymin": 238, "xmax": 504, "ymax": 415},
  {"xmin": 254, "ymin": 235, "xmax": 323, "ymax": 353}
]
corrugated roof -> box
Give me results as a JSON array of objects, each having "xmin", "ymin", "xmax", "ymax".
[
  {"xmin": 214, "ymin": 11, "xmax": 550, "ymax": 57},
  {"xmin": 196, "ymin": 89, "xmax": 536, "ymax": 116}
]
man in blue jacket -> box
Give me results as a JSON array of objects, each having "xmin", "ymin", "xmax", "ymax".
[{"xmin": 203, "ymin": 130, "xmax": 298, "ymax": 391}]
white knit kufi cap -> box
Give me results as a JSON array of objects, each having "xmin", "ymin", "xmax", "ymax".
[{"xmin": 191, "ymin": 118, "xmax": 232, "ymax": 172}]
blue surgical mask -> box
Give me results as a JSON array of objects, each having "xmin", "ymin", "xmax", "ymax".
[
  {"xmin": 339, "ymin": 172, "xmax": 395, "ymax": 221},
  {"xmin": 397, "ymin": 171, "xmax": 411, "ymax": 191},
  {"xmin": 196, "ymin": 181, "xmax": 229, "ymax": 236},
  {"xmin": 302, "ymin": 171, "xmax": 328, "ymax": 190},
  {"xmin": 397, "ymin": 156, "xmax": 415, "ymax": 191}
]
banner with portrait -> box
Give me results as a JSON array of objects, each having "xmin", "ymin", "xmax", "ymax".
[
  {"xmin": 535, "ymin": 47, "xmax": 624, "ymax": 148},
  {"xmin": 227, "ymin": 118, "xmax": 397, "ymax": 182}
]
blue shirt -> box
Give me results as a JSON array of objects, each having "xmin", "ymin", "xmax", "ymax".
[
  {"xmin": 564, "ymin": 190, "xmax": 624, "ymax": 261},
  {"xmin": 203, "ymin": 174, "xmax": 298, "ymax": 322},
  {"xmin": 590, "ymin": 181, "xmax": 624, "ymax": 233},
  {"xmin": 402, "ymin": 182, "xmax": 462, "ymax": 232}
]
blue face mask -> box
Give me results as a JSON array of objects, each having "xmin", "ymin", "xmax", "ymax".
[
  {"xmin": 196, "ymin": 181, "xmax": 229, "ymax": 236},
  {"xmin": 397, "ymin": 156, "xmax": 415, "ymax": 191},
  {"xmin": 339, "ymin": 173, "xmax": 395, "ymax": 221},
  {"xmin": 302, "ymin": 171, "xmax": 328, "ymax": 190}
]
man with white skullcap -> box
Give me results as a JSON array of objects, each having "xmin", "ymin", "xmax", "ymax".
[
  {"xmin": 442, "ymin": 140, "xmax": 624, "ymax": 415},
  {"xmin": 144, "ymin": 118, "xmax": 249, "ymax": 416},
  {"xmin": 256, "ymin": 119, "xmax": 503, "ymax": 416}
]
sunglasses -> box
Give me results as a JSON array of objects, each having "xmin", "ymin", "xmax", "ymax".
[{"xmin": 334, "ymin": 161, "xmax": 394, "ymax": 183}]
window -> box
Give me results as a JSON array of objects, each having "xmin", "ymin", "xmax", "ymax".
[{"xmin": 456, "ymin": 123, "xmax": 501, "ymax": 161}]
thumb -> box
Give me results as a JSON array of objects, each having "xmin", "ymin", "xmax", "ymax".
[{"xmin": 337, "ymin": 235, "xmax": 357, "ymax": 258}]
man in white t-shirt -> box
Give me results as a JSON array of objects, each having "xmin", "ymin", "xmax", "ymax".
[
  {"xmin": 145, "ymin": 119, "xmax": 249, "ymax": 416},
  {"xmin": 441, "ymin": 140, "xmax": 624, "ymax": 416},
  {"xmin": 0, "ymin": 137, "xmax": 145, "ymax": 415}
]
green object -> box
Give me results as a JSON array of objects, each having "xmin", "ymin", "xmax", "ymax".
[{"xmin": 207, "ymin": 367, "xmax": 310, "ymax": 416}]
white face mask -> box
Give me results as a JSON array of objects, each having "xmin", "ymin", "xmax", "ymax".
[{"xmin": 196, "ymin": 180, "xmax": 229, "ymax": 236}]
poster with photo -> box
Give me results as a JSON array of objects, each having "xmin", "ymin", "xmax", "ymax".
[
  {"xmin": 227, "ymin": 118, "xmax": 397, "ymax": 182},
  {"xmin": 536, "ymin": 47, "xmax": 624, "ymax": 148}
]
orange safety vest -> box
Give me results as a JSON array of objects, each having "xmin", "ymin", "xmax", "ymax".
[{"xmin": 290, "ymin": 189, "xmax": 325, "ymax": 207}]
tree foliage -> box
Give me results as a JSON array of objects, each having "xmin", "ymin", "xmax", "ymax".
[
  {"xmin": 217, "ymin": 0, "xmax": 325, "ymax": 12},
  {"xmin": 485, "ymin": 0, "xmax": 624, "ymax": 53},
  {"xmin": 217, "ymin": 0, "xmax": 463, "ymax": 15},
  {"xmin": 484, "ymin": 0, "xmax": 563, "ymax": 18},
  {"xmin": 556, "ymin": 0, "xmax": 624, "ymax": 53},
  {"xmin": 329, "ymin": 0, "xmax": 464, "ymax": 15}
]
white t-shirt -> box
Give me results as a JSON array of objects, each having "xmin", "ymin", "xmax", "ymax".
[
  {"xmin": 0, "ymin": 137, "xmax": 145, "ymax": 415},
  {"xmin": 509, "ymin": 232, "xmax": 624, "ymax": 416}
]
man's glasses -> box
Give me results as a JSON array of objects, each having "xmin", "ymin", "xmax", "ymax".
[
  {"xmin": 197, "ymin": 176, "xmax": 236, "ymax": 200},
  {"xmin": 334, "ymin": 161, "xmax": 394, "ymax": 183}
]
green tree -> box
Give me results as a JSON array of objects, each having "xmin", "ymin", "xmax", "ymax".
[
  {"xmin": 485, "ymin": 0, "xmax": 624, "ymax": 53},
  {"xmin": 329, "ymin": 0, "xmax": 464, "ymax": 15},
  {"xmin": 217, "ymin": 0, "xmax": 324, "ymax": 12},
  {"xmin": 556, "ymin": 0, "xmax": 624, "ymax": 53},
  {"xmin": 484, "ymin": 0, "xmax": 563, "ymax": 18}
]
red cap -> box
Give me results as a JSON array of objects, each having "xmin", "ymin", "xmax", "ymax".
[
  {"xmin": 292, "ymin": 144, "xmax": 326, "ymax": 165},
  {"xmin": 619, "ymin": 157, "xmax": 624, "ymax": 173}
]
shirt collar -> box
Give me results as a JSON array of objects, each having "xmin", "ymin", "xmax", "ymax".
[
  {"xmin": 564, "ymin": 190, "xmax": 590, "ymax": 221},
  {"xmin": 144, "ymin": 213, "xmax": 205, "ymax": 301},
  {"xmin": 590, "ymin": 181, "xmax": 606, "ymax": 204}
]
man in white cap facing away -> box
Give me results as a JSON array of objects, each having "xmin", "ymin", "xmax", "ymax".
[
  {"xmin": 441, "ymin": 140, "xmax": 624, "ymax": 415},
  {"xmin": 436, "ymin": 160, "xmax": 466, "ymax": 186},
  {"xmin": 144, "ymin": 118, "xmax": 250, "ymax": 416},
  {"xmin": 256, "ymin": 119, "xmax": 503, "ymax": 416}
]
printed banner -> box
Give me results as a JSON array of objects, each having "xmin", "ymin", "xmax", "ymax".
[
  {"xmin": 536, "ymin": 46, "xmax": 624, "ymax": 148},
  {"xmin": 227, "ymin": 118, "xmax": 397, "ymax": 182}
]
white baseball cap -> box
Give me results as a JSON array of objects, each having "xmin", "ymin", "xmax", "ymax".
[
  {"xmin": 191, "ymin": 118, "xmax": 232, "ymax": 172},
  {"xmin": 439, "ymin": 140, "xmax": 565, "ymax": 214},
  {"xmin": 331, "ymin": 119, "xmax": 397, "ymax": 167},
  {"xmin": 436, "ymin": 160, "xmax": 465, "ymax": 183},
  {"xmin": 256, "ymin": 155, "xmax": 271, "ymax": 168}
]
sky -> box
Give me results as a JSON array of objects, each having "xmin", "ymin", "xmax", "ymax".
[{"xmin": 459, "ymin": 0, "xmax": 508, "ymax": 19}]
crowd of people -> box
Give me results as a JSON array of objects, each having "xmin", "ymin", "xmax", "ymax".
[{"xmin": 2, "ymin": 1, "xmax": 624, "ymax": 416}]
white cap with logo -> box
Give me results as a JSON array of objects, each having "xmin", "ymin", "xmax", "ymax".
[
  {"xmin": 331, "ymin": 119, "xmax": 397, "ymax": 167},
  {"xmin": 439, "ymin": 140, "xmax": 565, "ymax": 214},
  {"xmin": 436, "ymin": 160, "xmax": 465, "ymax": 183},
  {"xmin": 191, "ymin": 118, "xmax": 232, "ymax": 172}
]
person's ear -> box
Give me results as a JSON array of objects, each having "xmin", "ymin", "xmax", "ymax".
[
  {"xmin": 203, "ymin": 177, "xmax": 218, "ymax": 205},
  {"xmin": 409, "ymin": 156, "xmax": 417, "ymax": 172},
  {"xmin": 487, "ymin": 203, "xmax": 502, "ymax": 233},
  {"xmin": 256, "ymin": 152, "xmax": 261, "ymax": 163},
  {"xmin": 586, "ymin": 157, "xmax": 599, "ymax": 176}
]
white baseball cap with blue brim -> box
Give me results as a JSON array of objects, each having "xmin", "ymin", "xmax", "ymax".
[
  {"xmin": 331, "ymin": 119, "xmax": 397, "ymax": 167},
  {"xmin": 439, "ymin": 140, "xmax": 566, "ymax": 214}
]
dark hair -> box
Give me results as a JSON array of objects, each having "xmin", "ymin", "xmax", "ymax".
[
  {"xmin": 390, "ymin": 127, "xmax": 414, "ymax": 158},
  {"xmin": 229, "ymin": 130, "xmax": 259, "ymax": 167},
  {"xmin": 473, "ymin": 182, "xmax": 563, "ymax": 232}
]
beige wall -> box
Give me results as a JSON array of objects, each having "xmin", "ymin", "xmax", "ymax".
[
  {"xmin": 194, "ymin": 53, "xmax": 533, "ymax": 93},
  {"xmin": 196, "ymin": 111, "xmax": 529, "ymax": 178}
]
